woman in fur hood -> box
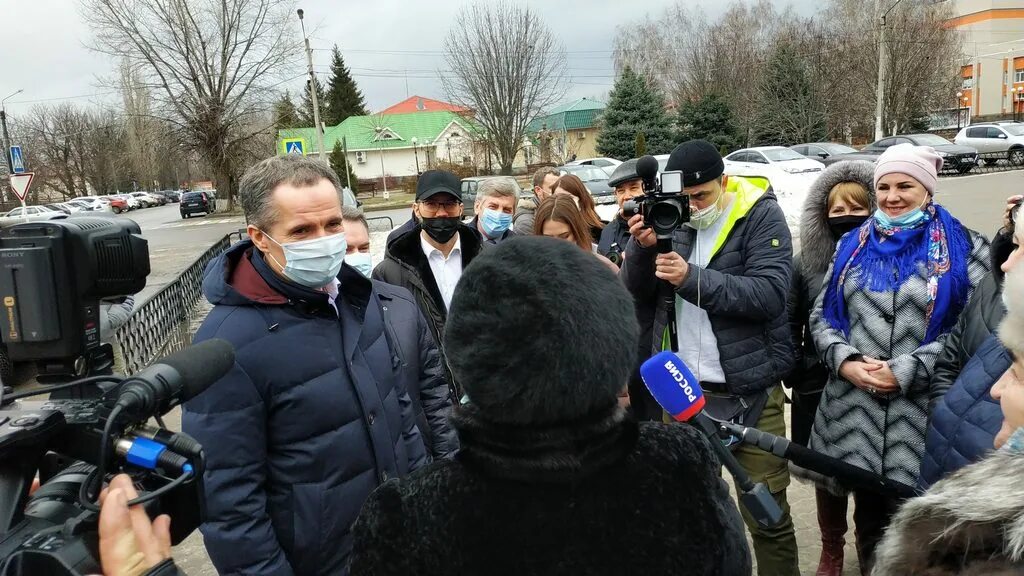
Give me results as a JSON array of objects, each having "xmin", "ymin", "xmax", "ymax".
[
  {"xmin": 873, "ymin": 224, "xmax": 1024, "ymax": 575},
  {"xmin": 786, "ymin": 160, "xmax": 875, "ymax": 576}
]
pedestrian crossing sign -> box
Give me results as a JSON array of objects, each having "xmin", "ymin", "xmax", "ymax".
[{"xmin": 281, "ymin": 138, "xmax": 306, "ymax": 156}]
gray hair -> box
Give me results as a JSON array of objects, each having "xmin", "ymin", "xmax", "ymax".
[
  {"xmin": 477, "ymin": 177, "xmax": 519, "ymax": 203},
  {"xmin": 239, "ymin": 155, "xmax": 343, "ymax": 228},
  {"xmin": 341, "ymin": 205, "xmax": 368, "ymax": 231}
]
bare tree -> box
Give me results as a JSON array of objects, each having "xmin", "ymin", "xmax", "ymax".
[
  {"xmin": 120, "ymin": 59, "xmax": 160, "ymax": 189},
  {"xmin": 82, "ymin": 0, "xmax": 300, "ymax": 208},
  {"xmin": 24, "ymin": 103, "xmax": 93, "ymax": 199},
  {"xmin": 442, "ymin": 2, "xmax": 566, "ymax": 174}
]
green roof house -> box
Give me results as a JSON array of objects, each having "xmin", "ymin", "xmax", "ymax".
[
  {"xmin": 278, "ymin": 110, "xmax": 481, "ymax": 179},
  {"xmin": 525, "ymin": 98, "xmax": 605, "ymax": 164}
]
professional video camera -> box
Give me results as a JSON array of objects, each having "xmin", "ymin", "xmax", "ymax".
[
  {"xmin": 622, "ymin": 155, "xmax": 689, "ymax": 239},
  {"xmin": 0, "ymin": 218, "xmax": 150, "ymax": 382},
  {"xmin": 0, "ymin": 338, "xmax": 234, "ymax": 575}
]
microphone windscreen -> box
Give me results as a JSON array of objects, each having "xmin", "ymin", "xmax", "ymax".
[
  {"xmin": 636, "ymin": 155, "xmax": 659, "ymax": 181},
  {"xmin": 640, "ymin": 350, "xmax": 706, "ymax": 422},
  {"xmin": 153, "ymin": 339, "xmax": 235, "ymax": 401}
]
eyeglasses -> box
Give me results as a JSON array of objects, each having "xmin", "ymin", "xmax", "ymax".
[{"xmin": 420, "ymin": 199, "xmax": 462, "ymax": 214}]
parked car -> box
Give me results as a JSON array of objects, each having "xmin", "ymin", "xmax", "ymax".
[
  {"xmin": 129, "ymin": 191, "xmax": 161, "ymax": 208},
  {"xmin": 158, "ymin": 190, "xmax": 181, "ymax": 203},
  {"xmin": 113, "ymin": 194, "xmax": 140, "ymax": 210},
  {"xmin": 46, "ymin": 203, "xmax": 75, "ymax": 215},
  {"xmin": 179, "ymin": 191, "xmax": 216, "ymax": 218},
  {"xmin": 566, "ymin": 157, "xmax": 623, "ymax": 176},
  {"xmin": 0, "ymin": 205, "xmax": 66, "ymax": 225},
  {"xmin": 954, "ymin": 123, "xmax": 1024, "ymax": 166},
  {"xmin": 826, "ymin": 134, "xmax": 979, "ymax": 173},
  {"xmin": 723, "ymin": 146, "xmax": 825, "ymax": 198},
  {"xmin": 68, "ymin": 199, "xmax": 110, "ymax": 212},
  {"xmin": 557, "ymin": 165, "xmax": 615, "ymax": 204},
  {"xmin": 789, "ymin": 142, "xmax": 859, "ymax": 161},
  {"xmin": 106, "ymin": 197, "xmax": 128, "ymax": 214},
  {"xmin": 654, "ymin": 154, "xmax": 671, "ymax": 174}
]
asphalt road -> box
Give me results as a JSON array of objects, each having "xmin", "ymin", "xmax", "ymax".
[{"xmin": 35, "ymin": 170, "xmax": 1024, "ymax": 575}]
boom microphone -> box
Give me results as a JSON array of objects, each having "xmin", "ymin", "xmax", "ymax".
[
  {"xmin": 641, "ymin": 351, "xmax": 784, "ymax": 528},
  {"xmin": 717, "ymin": 421, "xmax": 919, "ymax": 499},
  {"xmin": 114, "ymin": 339, "xmax": 235, "ymax": 422}
]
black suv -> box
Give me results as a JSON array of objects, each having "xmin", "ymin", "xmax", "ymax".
[{"xmin": 180, "ymin": 191, "xmax": 216, "ymax": 218}]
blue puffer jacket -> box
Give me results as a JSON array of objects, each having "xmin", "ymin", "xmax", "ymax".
[
  {"xmin": 919, "ymin": 334, "xmax": 1009, "ymax": 490},
  {"xmin": 183, "ymin": 240, "xmax": 428, "ymax": 576}
]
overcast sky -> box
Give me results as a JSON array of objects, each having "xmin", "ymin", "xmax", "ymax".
[{"xmin": 1, "ymin": 0, "xmax": 819, "ymax": 118}]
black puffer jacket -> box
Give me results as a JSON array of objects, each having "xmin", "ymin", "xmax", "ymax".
[
  {"xmin": 620, "ymin": 178, "xmax": 794, "ymax": 396},
  {"xmin": 349, "ymin": 411, "xmax": 751, "ymax": 576},
  {"xmin": 787, "ymin": 161, "xmax": 876, "ymax": 396},
  {"xmin": 930, "ymin": 227, "xmax": 1012, "ymax": 408},
  {"xmin": 373, "ymin": 226, "xmax": 483, "ymax": 399}
]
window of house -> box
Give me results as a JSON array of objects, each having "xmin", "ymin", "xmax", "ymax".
[
  {"xmin": 1016, "ymin": 69, "xmax": 1024, "ymax": 83},
  {"xmin": 963, "ymin": 77, "xmax": 975, "ymax": 89}
]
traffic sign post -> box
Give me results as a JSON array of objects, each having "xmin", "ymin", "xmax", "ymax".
[
  {"xmin": 9, "ymin": 146, "xmax": 24, "ymax": 174},
  {"xmin": 9, "ymin": 172, "xmax": 33, "ymax": 220}
]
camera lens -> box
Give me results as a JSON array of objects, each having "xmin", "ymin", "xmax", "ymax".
[
  {"xmin": 622, "ymin": 200, "xmax": 639, "ymax": 219},
  {"xmin": 648, "ymin": 201, "xmax": 684, "ymax": 235}
]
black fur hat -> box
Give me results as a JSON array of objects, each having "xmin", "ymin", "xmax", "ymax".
[{"xmin": 445, "ymin": 236, "xmax": 639, "ymax": 425}]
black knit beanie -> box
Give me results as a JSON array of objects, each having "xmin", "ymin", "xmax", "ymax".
[{"xmin": 444, "ymin": 236, "xmax": 639, "ymax": 425}]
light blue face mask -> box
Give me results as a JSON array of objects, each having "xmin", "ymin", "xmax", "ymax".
[
  {"xmin": 264, "ymin": 232, "xmax": 347, "ymax": 288},
  {"xmin": 874, "ymin": 199, "xmax": 929, "ymax": 229},
  {"xmin": 346, "ymin": 251, "xmax": 373, "ymax": 278},
  {"xmin": 480, "ymin": 208, "xmax": 513, "ymax": 238}
]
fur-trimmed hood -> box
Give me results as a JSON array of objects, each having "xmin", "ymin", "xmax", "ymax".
[
  {"xmin": 799, "ymin": 160, "xmax": 876, "ymax": 276},
  {"xmin": 873, "ymin": 447, "xmax": 1024, "ymax": 575}
]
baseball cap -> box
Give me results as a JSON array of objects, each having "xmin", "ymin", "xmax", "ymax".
[{"xmin": 415, "ymin": 170, "xmax": 462, "ymax": 202}]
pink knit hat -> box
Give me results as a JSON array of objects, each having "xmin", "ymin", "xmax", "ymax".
[{"xmin": 873, "ymin": 143, "xmax": 943, "ymax": 195}]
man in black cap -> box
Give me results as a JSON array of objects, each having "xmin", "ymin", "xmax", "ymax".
[
  {"xmin": 620, "ymin": 140, "xmax": 798, "ymax": 575},
  {"xmin": 373, "ymin": 169, "xmax": 482, "ymax": 400}
]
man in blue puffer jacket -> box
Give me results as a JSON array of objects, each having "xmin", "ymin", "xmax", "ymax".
[{"xmin": 183, "ymin": 155, "xmax": 429, "ymax": 576}]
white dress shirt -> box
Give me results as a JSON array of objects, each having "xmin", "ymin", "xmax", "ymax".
[{"xmin": 420, "ymin": 233, "xmax": 463, "ymax": 311}]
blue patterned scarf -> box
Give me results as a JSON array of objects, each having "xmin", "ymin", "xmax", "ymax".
[{"xmin": 822, "ymin": 203, "xmax": 972, "ymax": 344}]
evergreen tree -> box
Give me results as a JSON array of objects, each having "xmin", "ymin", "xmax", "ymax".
[
  {"xmin": 635, "ymin": 132, "xmax": 647, "ymax": 156},
  {"xmin": 676, "ymin": 93, "xmax": 743, "ymax": 154},
  {"xmin": 596, "ymin": 67, "xmax": 675, "ymax": 160},
  {"xmin": 272, "ymin": 90, "xmax": 300, "ymax": 130},
  {"xmin": 329, "ymin": 140, "xmax": 359, "ymax": 193},
  {"xmin": 299, "ymin": 76, "xmax": 327, "ymax": 128},
  {"xmin": 323, "ymin": 46, "xmax": 368, "ymax": 126}
]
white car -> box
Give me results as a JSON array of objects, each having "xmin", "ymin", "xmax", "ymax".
[
  {"xmin": 0, "ymin": 205, "xmax": 66, "ymax": 225},
  {"xmin": 130, "ymin": 191, "xmax": 160, "ymax": 208},
  {"xmin": 723, "ymin": 146, "xmax": 824, "ymax": 197},
  {"xmin": 954, "ymin": 123, "xmax": 1024, "ymax": 166},
  {"xmin": 68, "ymin": 199, "xmax": 111, "ymax": 212},
  {"xmin": 115, "ymin": 194, "xmax": 140, "ymax": 210},
  {"xmin": 566, "ymin": 157, "xmax": 622, "ymax": 176}
]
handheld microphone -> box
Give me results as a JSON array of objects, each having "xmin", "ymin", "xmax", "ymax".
[
  {"xmin": 717, "ymin": 421, "xmax": 918, "ymax": 499},
  {"xmin": 114, "ymin": 339, "xmax": 235, "ymax": 422},
  {"xmin": 641, "ymin": 350, "xmax": 784, "ymax": 528}
]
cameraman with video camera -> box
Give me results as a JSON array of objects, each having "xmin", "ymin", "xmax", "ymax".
[{"xmin": 620, "ymin": 139, "xmax": 798, "ymax": 575}]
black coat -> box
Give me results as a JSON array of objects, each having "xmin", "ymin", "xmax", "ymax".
[
  {"xmin": 349, "ymin": 409, "xmax": 751, "ymax": 576},
  {"xmin": 930, "ymin": 227, "xmax": 1012, "ymax": 409},
  {"xmin": 620, "ymin": 179, "xmax": 794, "ymax": 396},
  {"xmin": 184, "ymin": 242, "xmax": 428, "ymax": 575},
  {"xmin": 597, "ymin": 216, "xmax": 630, "ymax": 260},
  {"xmin": 385, "ymin": 213, "xmax": 418, "ymax": 247},
  {"xmin": 373, "ymin": 226, "xmax": 483, "ymax": 399}
]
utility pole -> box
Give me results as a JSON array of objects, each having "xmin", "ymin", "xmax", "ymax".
[
  {"xmin": 1, "ymin": 90, "xmax": 23, "ymax": 175},
  {"xmin": 342, "ymin": 136, "xmax": 352, "ymax": 190},
  {"xmin": 874, "ymin": 0, "xmax": 905, "ymax": 141},
  {"xmin": 297, "ymin": 9, "xmax": 326, "ymax": 161}
]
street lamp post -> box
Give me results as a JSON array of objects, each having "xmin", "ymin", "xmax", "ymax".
[
  {"xmin": 374, "ymin": 126, "xmax": 390, "ymax": 200},
  {"xmin": 964, "ymin": 95, "xmax": 971, "ymax": 126},
  {"xmin": 956, "ymin": 91, "xmax": 963, "ymax": 130},
  {"xmin": 1, "ymin": 89, "xmax": 24, "ymax": 174},
  {"xmin": 446, "ymin": 135, "xmax": 453, "ymax": 165},
  {"xmin": 297, "ymin": 9, "xmax": 326, "ymax": 161},
  {"xmin": 412, "ymin": 137, "xmax": 420, "ymax": 174}
]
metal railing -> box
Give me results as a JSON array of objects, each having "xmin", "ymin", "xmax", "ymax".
[
  {"xmin": 115, "ymin": 233, "xmax": 237, "ymax": 374},
  {"xmin": 367, "ymin": 216, "xmax": 394, "ymax": 232},
  {"xmin": 941, "ymin": 150, "xmax": 1024, "ymax": 177}
]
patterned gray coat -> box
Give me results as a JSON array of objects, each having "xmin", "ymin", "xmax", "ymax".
[{"xmin": 809, "ymin": 226, "xmax": 990, "ymax": 487}]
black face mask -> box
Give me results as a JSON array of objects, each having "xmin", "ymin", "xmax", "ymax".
[
  {"xmin": 827, "ymin": 214, "xmax": 869, "ymax": 240},
  {"xmin": 421, "ymin": 217, "xmax": 461, "ymax": 244}
]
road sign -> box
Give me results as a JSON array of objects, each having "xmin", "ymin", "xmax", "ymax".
[
  {"xmin": 9, "ymin": 172, "xmax": 34, "ymax": 202},
  {"xmin": 9, "ymin": 146, "xmax": 24, "ymax": 174},
  {"xmin": 282, "ymin": 138, "xmax": 305, "ymax": 155}
]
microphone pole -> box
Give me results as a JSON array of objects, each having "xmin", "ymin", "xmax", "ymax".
[{"xmin": 718, "ymin": 421, "xmax": 919, "ymax": 499}]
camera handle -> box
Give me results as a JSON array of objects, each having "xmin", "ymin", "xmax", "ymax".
[{"xmin": 657, "ymin": 238, "xmax": 679, "ymax": 353}]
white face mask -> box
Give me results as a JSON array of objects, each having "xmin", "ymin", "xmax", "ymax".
[
  {"xmin": 263, "ymin": 232, "xmax": 347, "ymax": 288},
  {"xmin": 687, "ymin": 191, "xmax": 725, "ymax": 230},
  {"xmin": 346, "ymin": 252, "xmax": 373, "ymax": 278}
]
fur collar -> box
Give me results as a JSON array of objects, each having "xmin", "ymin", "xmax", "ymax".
[
  {"xmin": 798, "ymin": 161, "xmax": 876, "ymax": 276},
  {"xmin": 873, "ymin": 447, "xmax": 1024, "ymax": 575}
]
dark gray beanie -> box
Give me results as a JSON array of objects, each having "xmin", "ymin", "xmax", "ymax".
[{"xmin": 444, "ymin": 236, "xmax": 639, "ymax": 425}]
